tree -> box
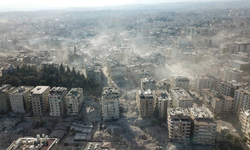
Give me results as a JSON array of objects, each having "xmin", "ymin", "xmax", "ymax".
[{"xmin": 153, "ymin": 107, "xmax": 160, "ymax": 119}]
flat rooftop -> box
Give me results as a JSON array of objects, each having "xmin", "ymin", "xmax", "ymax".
[
  {"xmin": 31, "ymin": 86, "xmax": 50, "ymax": 95},
  {"xmin": 11, "ymin": 86, "xmax": 34, "ymax": 95}
]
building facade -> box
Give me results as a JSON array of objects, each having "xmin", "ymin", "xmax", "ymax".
[
  {"xmin": 153, "ymin": 90, "xmax": 172, "ymax": 119},
  {"xmin": 170, "ymin": 76, "xmax": 190, "ymax": 92},
  {"xmin": 102, "ymin": 87, "xmax": 120, "ymax": 121},
  {"xmin": 66, "ymin": 88, "xmax": 84, "ymax": 115},
  {"xmin": 0, "ymin": 84, "xmax": 15, "ymax": 113},
  {"xmin": 136, "ymin": 89, "xmax": 155, "ymax": 117},
  {"xmin": 49, "ymin": 87, "xmax": 68, "ymax": 116},
  {"xmin": 9, "ymin": 86, "xmax": 34, "ymax": 114},
  {"xmin": 31, "ymin": 86, "xmax": 50, "ymax": 116}
]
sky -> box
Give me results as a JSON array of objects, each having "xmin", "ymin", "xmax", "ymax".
[{"xmin": 0, "ymin": 0, "xmax": 224, "ymax": 8}]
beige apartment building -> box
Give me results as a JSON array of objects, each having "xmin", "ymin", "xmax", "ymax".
[
  {"xmin": 170, "ymin": 87, "xmax": 193, "ymax": 108},
  {"xmin": 102, "ymin": 87, "xmax": 120, "ymax": 121},
  {"xmin": 66, "ymin": 88, "xmax": 84, "ymax": 115},
  {"xmin": 194, "ymin": 73, "xmax": 220, "ymax": 95},
  {"xmin": 170, "ymin": 76, "xmax": 190, "ymax": 92},
  {"xmin": 9, "ymin": 86, "xmax": 34, "ymax": 114},
  {"xmin": 239, "ymin": 109, "xmax": 250, "ymax": 149},
  {"xmin": 153, "ymin": 90, "xmax": 172, "ymax": 119},
  {"xmin": 189, "ymin": 107, "xmax": 217, "ymax": 145},
  {"xmin": 136, "ymin": 89, "xmax": 155, "ymax": 117},
  {"xmin": 49, "ymin": 87, "xmax": 68, "ymax": 116},
  {"xmin": 218, "ymin": 80, "xmax": 241, "ymax": 97},
  {"xmin": 202, "ymin": 89, "xmax": 234, "ymax": 114},
  {"xmin": 0, "ymin": 84, "xmax": 15, "ymax": 113},
  {"xmin": 31, "ymin": 86, "xmax": 50, "ymax": 116},
  {"xmin": 167, "ymin": 108, "xmax": 191, "ymax": 144}
]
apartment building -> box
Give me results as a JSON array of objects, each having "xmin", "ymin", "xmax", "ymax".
[
  {"xmin": 31, "ymin": 86, "xmax": 50, "ymax": 116},
  {"xmin": 84, "ymin": 66, "xmax": 102, "ymax": 84},
  {"xmin": 194, "ymin": 73, "xmax": 220, "ymax": 94},
  {"xmin": 156, "ymin": 78, "xmax": 171, "ymax": 92},
  {"xmin": 167, "ymin": 108, "xmax": 191, "ymax": 144},
  {"xmin": 66, "ymin": 88, "xmax": 84, "ymax": 115},
  {"xmin": 7, "ymin": 135, "xmax": 58, "ymax": 150},
  {"xmin": 136, "ymin": 89, "xmax": 155, "ymax": 117},
  {"xmin": 218, "ymin": 80, "xmax": 241, "ymax": 97},
  {"xmin": 9, "ymin": 86, "xmax": 34, "ymax": 113},
  {"xmin": 153, "ymin": 90, "xmax": 172, "ymax": 119},
  {"xmin": 234, "ymin": 89, "xmax": 250, "ymax": 113},
  {"xmin": 107, "ymin": 59, "xmax": 126, "ymax": 80},
  {"xmin": 202, "ymin": 89, "xmax": 234, "ymax": 114},
  {"xmin": 170, "ymin": 76, "xmax": 190, "ymax": 92},
  {"xmin": 189, "ymin": 107, "xmax": 217, "ymax": 145},
  {"xmin": 221, "ymin": 68, "xmax": 244, "ymax": 83},
  {"xmin": 239, "ymin": 109, "xmax": 250, "ymax": 149},
  {"xmin": 0, "ymin": 84, "xmax": 15, "ymax": 113},
  {"xmin": 102, "ymin": 87, "xmax": 120, "ymax": 121},
  {"xmin": 49, "ymin": 87, "xmax": 68, "ymax": 116},
  {"xmin": 170, "ymin": 88, "xmax": 193, "ymax": 108},
  {"xmin": 133, "ymin": 69, "xmax": 150, "ymax": 86},
  {"xmin": 141, "ymin": 76, "xmax": 156, "ymax": 90}
]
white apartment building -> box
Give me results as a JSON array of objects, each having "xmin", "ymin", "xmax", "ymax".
[
  {"xmin": 189, "ymin": 107, "xmax": 217, "ymax": 146},
  {"xmin": 221, "ymin": 68, "xmax": 244, "ymax": 83},
  {"xmin": 66, "ymin": 88, "xmax": 84, "ymax": 115},
  {"xmin": 234, "ymin": 89, "xmax": 250, "ymax": 113},
  {"xmin": 153, "ymin": 90, "xmax": 172, "ymax": 119},
  {"xmin": 102, "ymin": 87, "xmax": 120, "ymax": 121},
  {"xmin": 170, "ymin": 88, "xmax": 193, "ymax": 108},
  {"xmin": 170, "ymin": 76, "xmax": 190, "ymax": 92},
  {"xmin": 167, "ymin": 108, "xmax": 191, "ymax": 144},
  {"xmin": 31, "ymin": 86, "xmax": 50, "ymax": 116},
  {"xmin": 0, "ymin": 84, "xmax": 15, "ymax": 112},
  {"xmin": 49, "ymin": 87, "xmax": 68, "ymax": 116},
  {"xmin": 9, "ymin": 86, "xmax": 34, "ymax": 114},
  {"xmin": 107, "ymin": 59, "xmax": 126, "ymax": 80},
  {"xmin": 218, "ymin": 80, "xmax": 241, "ymax": 97},
  {"xmin": 194, "ymin": 73, "xmax": 221, "ymax": 94}
]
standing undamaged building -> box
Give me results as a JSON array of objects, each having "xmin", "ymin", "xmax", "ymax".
[
  {"xmin": 49, "ymin": 87, "xmax": 68, "ymax": 116},
  {"xmin": 31, "ymin": 86, "xmax": 50, "ymax": 116},
  {"xmin": 66, "ymin": 88, "xmax": 84, "ymax": 115},
  {"xmin": 0, "ymin": 84, "xmax": 15, "ymax": 113},
  {"xmin": 102, "ymin": 87, "xmax": 120, "ymax": 121},
  {"xmin": 9, "ymin": 86, "xmax": 34, "ymax": 114}
]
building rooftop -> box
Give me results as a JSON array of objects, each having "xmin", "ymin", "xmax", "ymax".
[
  {"xmin": 31, "ymin": 86, "xmax": 50, "ymax": 95},
  {"xmin": 11, "ymin": 86, "xmax": 34, "ymax": 95},
  {"xmin": 171, "ymin": 88, "xmax": 193, "ymax": 101},
  {"xmin": 50, "ymin": 87, "xmax": 67, "ymax": 96},
  {"xmin": 0, "ymin": 84, "xmax": 14, "ymax": 93},
  {"xmin": 7, "ymin": 135, "xmax": 58, "ymax": 150},
  {"xmin": 189, "ymin": 107, "xmax": 214, "ymax": 119},
  {"xmin": 169, "ymin": 108, "xmax": 190, "ymax": 117},
  {"xmin": 66, "ymin": 88, "xmax": 83, "ymax": 99}
]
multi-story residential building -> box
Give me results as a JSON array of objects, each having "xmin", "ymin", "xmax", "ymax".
[
  {"xmin": 170, "ymin": 76, "xmax": 190, "ymax": 92},
  {"xmin": 202, "ymin": 89, "xmax": 234, "ymax": 114},
  {"xmin": 49, "ymin": 87, "xmax": 68, "ymax": 116},
  {"xmin": 189, "ymin": 107, "xmax": 217, "ymax": 145},
  {"xmin": 141, "ymin": 76, "xmax": 156, "ymax": 90},
  {"xmin": 239, "ymin": 109, "xmax": 250, "ymax": 149},
  {"xmin": 7, "ymin": 135, "xmax": 59, "ymax": 150},
  {"xmin": 136, "ymin": 89, "xmax": 155, "ymax": 117},
  {"xmin": 194, "ymin": 73, "xmax": 221, "ymax": 94},
  {"xmin": 9, "ymin": 86, "xmax": 34, "ymax": 114},
  {"xmin": 170, "ymin": 88, "xmax": 193, "ymax": 108},
  {"xmin": 167, "ymin": 108, "xmax": 191, "ymax": 144},
  {"xmin": 65, "ymin": 88, "xmax": 84, "ymax": 115},
  {"xmin": 221, "ymin": 68, "xmax": 244, "ymax": 83},
  {"xmin": 234, "ymin": 89, "xmax": 250, "ymax": 113},
  {"xmin": 84, "ymin": 66, "xmax": 102, "ymax": 84},
  {"xmin": 31, "ymin": 86, "xmax": 50, "ymax": 116},
  {"xmin": 218, "ymin": 80, "xmax": 241, "ymax": 97},
  {"xmin": 102, "ymin": 87, "xmax": 120, "ymax": 121},
  {"xmin": 0, "ymin": 84, "xmax": 15, "ymax": 113},
  {"xmin": 153, "ymin": 90, "xmax": 172, "ymax": 119},
  {"xmin": 107, "ymin": 59, "xmax": 126, "ymax": 80}
]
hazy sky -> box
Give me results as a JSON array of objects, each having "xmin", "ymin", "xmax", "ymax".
[{"xmin": 0, "ymin": 0, "xmax": 222, "ymax": 7}]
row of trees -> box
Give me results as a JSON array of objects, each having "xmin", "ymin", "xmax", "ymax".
[{"xmin": 0, "ymin": 64, "xmax": 99, "ymax": 90}]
